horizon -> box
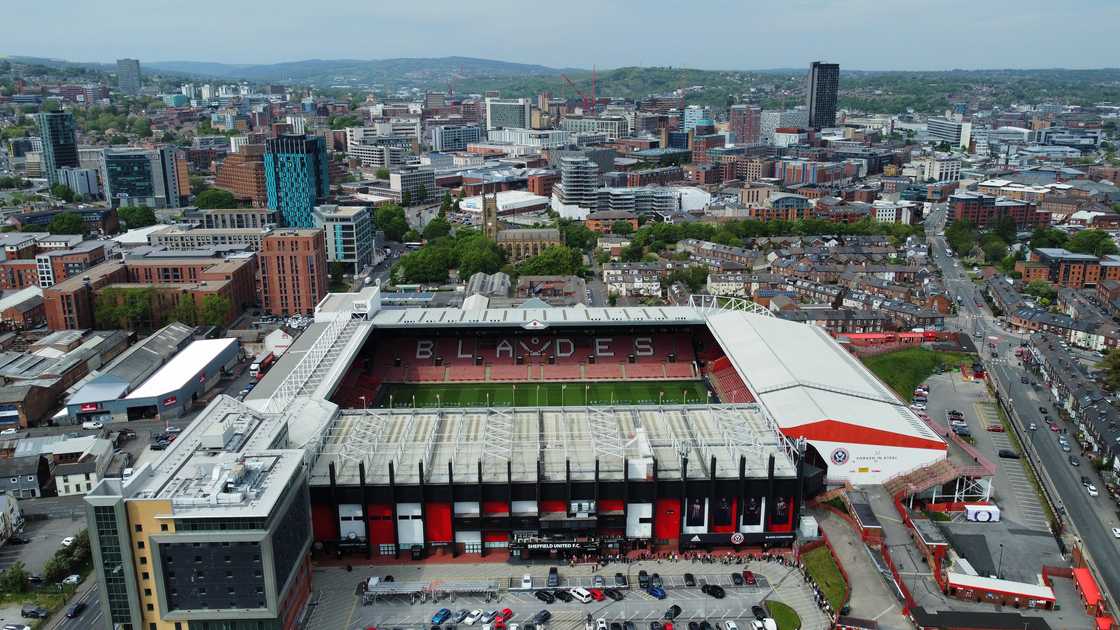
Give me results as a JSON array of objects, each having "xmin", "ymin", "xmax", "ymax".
[{"xmin": 7, "ymin": 0, "xmax": 1119, "ymax": 71}]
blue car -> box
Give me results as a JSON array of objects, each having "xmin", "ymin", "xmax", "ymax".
[
  {"xmin": 433, "ymin": 608, "xmax": 452, "ymax": 624},
  {"xmin": 647, "ymin": 586, "xmax": 667, "ymax": 600}
]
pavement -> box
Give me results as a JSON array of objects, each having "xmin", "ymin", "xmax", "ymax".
[
  {"xmin": 306, "ymin": 559, "xmax": 831, "ymax": 630},
  {"xmin": 812, "ymin": 509, "xmax": 908, "ymax": 630}
]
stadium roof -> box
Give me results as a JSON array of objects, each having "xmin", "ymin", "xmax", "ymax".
[
  {"xmin": 314, "ymin": 404, "xmax": 796, "ymax": 486},
  {"xmin": 369, "ymin": 305, "xmax": 703, "ymax": 328},
  {"xmin": 125, "ymin": 338, "xmax": 237, "ymax": 399},
  {"xmin": 706, "ymin": 311, "xmax": 944, "ymax": 450}
]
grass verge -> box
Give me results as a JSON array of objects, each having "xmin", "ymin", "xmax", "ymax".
[
  {"xmin": 802, "ymin": 546, "xmax": 846, "ymax": 611},
  {"xmin": 765, "ymin": 600, "xmax": 802, "ymax": 630},
  {"xmin": 862, "ymin": 347, "xmax": 974, "ymax": 399}
]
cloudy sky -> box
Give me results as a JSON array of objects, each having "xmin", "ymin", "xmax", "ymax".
[{"xmin": 8, "ymin": 0, "xmax": 1119, "ymax": 70}]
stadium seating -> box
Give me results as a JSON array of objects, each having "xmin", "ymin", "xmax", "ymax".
[
  {"xmin": 663, "ymin": 363, "xmax": 697, "ymax": 379},
  {"xmin": 542, "ymin": 364, "xmax": 582, "ymax": 380},
  {"xmin": 625, "ymin": 364, "xmax": 667, "ymax": 380},
  {"xmin": 707, "ymin": 357, "xmax": 755, "ymax": 403},
  {"xmin": 585, "ymin": 363, "xmax": 624, "ymax": 380},
  {"xmin": 490, "ymin": 365, "xmax": 531, "ymax": 381},
  {"xmin": 448, "ymin": 366, "xmax": 486, "ymax": 382}
]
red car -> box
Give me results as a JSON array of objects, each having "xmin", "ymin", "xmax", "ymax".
[
  {"xmin": 743, "ymin": 570, "xmax": 756, "ymax": 585},
  {"xmin": 589, "ymin": 588, "xmax": 605, "ymax": 601},
  {"xmin": 986, "ymin": 424, "xmax": 1005, "ymax": 432},
  {"xmin": 500, "ymin": 609, "xmax": 513, "ymax": 621},
  {"xmin": 1050, "ymin": 424, "xmax": 1060, "ymax": 432}
]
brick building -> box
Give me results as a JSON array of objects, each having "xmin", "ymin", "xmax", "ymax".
[
  {"xmin": 259, "ymin": 229, "xmax": 329, "ymax": 316},
  {"xmin": 585, "ymin": 211, "xmax": 639, "ymax": 234},
  {"xmin": 214, "ymin": 144, "xmax": 268, "ymax": 207},
  {"xmin": 948, "ymin": 192, "xmax": 1049, "ymax": 229}
]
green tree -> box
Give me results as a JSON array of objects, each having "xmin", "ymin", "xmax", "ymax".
[
  {"xmin": 47, "ymin": 212, "xmax": 84, "ymax": 234},
  {"xmin": 169, "ymin": 297, "xmax": 199, "ymax": 326},
  {"xmin": 374, "ymin": 205, "xmax": 410, "ymax": 242},
  {"xmin": 328, "ymin": 114, "xmax": 362, "ymax": 129},
  {"xmin": 42, "ymin": 555, "xmax": 70, "ymax": 585},
  {"xmin": 558, "ymin": 220, "xmax": 597, "ymax": 251},
  {"xmin": 981, "ymin": 237, "xmax": 1008, "ymax": 264},
  {"xmin": 516, "ymin": 245, "xmax": 582, "ymax": 276},
  {"xmin": 1029, "ymin": 227, "xmax": 1068, "ymax": 250},
  {"xmin": 194, "ymin": 188, "xmax": 236, "ymax": 209},
  {"xmin": 330, "ymin": 261, "xmax": 347, "ymax": 290},
  {"xmin": 611, "ymin": 220, "xmax": 634, "ymax": 235},
  {"xmin": 439, "ymin": 191, "xmax": 454, "ymax": 217},
  {"xmin": 190, "ymin": 175, "xmax": 209, "ymax": 195},
  {"xmin": 401, "ymin": 191, "xmax": 412, "ymax": 206},
  {"xmin": 620, "ymin": 241, "xmax": 644, "ymax": 262},
  {"xmin": 375, "ymin": 168, "xmax": 390, "ymax": 180},
  {"xmin": 399, "ymin": 247, "xmax": 453, "ymax": 283},
  {"xmin": 0, "ymin": 561, "xmax": 28, "ymax": 593},
  {"xmin": 944, "ymin": 219, "xmax": 978, "ymax": 257},
  {"xmin": 666, "ymin": 266, "xmax": 709, "ymax": 293},
  {"xmin": 1024, "ymin": 280, "xmax": 1057, "ymax": 302},
  {"xmin": 49, "ymin": 183, "xmax": 77, "ymax": 203},
  {"xmin": 1101, "ymin": 351, "xmax": 1120, "ymax": 391},
  {"xmin": 422, "ymin": 216, "xmax": 451, "ymax": 240},
  {"xmin": 200, "ymin": 295, "xmax": 232, "ymax": 327},
  {"xmin": 991, "ymin": 215, "xmax": 1017, "ymax": 244},
  {"xmin": 130, "ymin": 117, "xmax": 153, "ymax": 138},
  {"xmin": 117, "ymin": 205, "xmax": 158, "ymax": 229},
  {"xmin": 1067, "ymin": 229, "xmax": 1119, "ymax": 257}
]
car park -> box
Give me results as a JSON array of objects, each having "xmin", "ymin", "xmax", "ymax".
[{"xmin": 465, "ymin": 611, "xmax": 483, "ymax": 626}]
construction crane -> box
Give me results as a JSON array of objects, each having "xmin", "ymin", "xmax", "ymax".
[{"xmin": 560, "ymin": 73, "xmax": 591, "ymax": 112}]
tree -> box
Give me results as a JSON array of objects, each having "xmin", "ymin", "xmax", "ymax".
[
  {"xmin": 49, "ymin": 183, "xmax": 77, "ymax": 203},
  {"xmin": 422, "ymin": 216, "xmax": 451, "ymax": 240},
  {"xmin": 666, "ymin": 266, "xmax": 708, "ymax": 293},
  {"xmin": 558, "ymin": 220, "xmax": 597, "ymax": 251},
  {"xmin": 200, "ymin": 295, "xmax": 232, "ymax": 327},
  {"xmin": 439, "ymin": 191, "xmax": 454, "ymax": 217},
  {"xmin": 168, "ymin": 297, "xmax": 198, "ymax": 326},
  {"xmin": 130, "ymin": 117, "xmax": 153, "ymax": 138},
  {"xmin": 516, "ymin": 245, "xmax": 582, "ymax": 276},
  {"xmin": 458, "ymin": 242, "xmax": 504, "ymax": 278},
  {"xmin": 190, "ymin": 175, "xmax": 209, "ymax": 195},
  {"xmin": 620, "ymin": 242, "xmax": 644, "ymax": 262},
  {"xmin": 991, "ymin": 215, "xmax": 1017, "ymax": 244},
  {"xmin": 373, "ymin": 205, "xmax": 409, "ymax": 242},
  {"xmin": 401, "ymin": 191, "xmax": 412, "ymax": 207},
  {"xmin": 1100, "ymin": 351, "xmax": 1120, "ymax": 392},
  {"xmin": 47, "ymin": 212, "xmax": 84, "ymax": 234},
  {"xmin": 330, "ymin": 261, "xmax": 347, "ymax": 289},
  {"xmin": 375, "ymin": 168, "xmax": 390, "ymax": 180},
  {"xmin": 117, "ymin": 205, "xmax": 158, "ymax": 229},
  {"xmin": 611, "ymin": 220, "xmax": 634, "ymax": 235},
  {"xmin": 399, "ymin": 247, "xmax": 453, "ymax": 283},
  {"xmin": 944, "ymin": 219, "xmax": 978, "ymax": 257},
  {"xmin": 1029, "ymin": 227, "xmax": 1068, "ymax": 250},
  {"xmin": 0, "ymin": 561, "xmax": 28, "ymax": 593},
  {"xmin": 1067, "ymin": 229, "xmax": 1119, "ymax": 257},
  {"xmin": 328, "ymin": 114, "xmax": 362, "ymax": 129},
  {"xmin": 194, "ymin": 188, "xmax": 236, "ymax": 209},
  {"xmin": 1024, "ymin": 280, "xmax": 1056, "ymax": 302}
]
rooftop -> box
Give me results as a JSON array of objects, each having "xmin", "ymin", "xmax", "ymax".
[{"xmin": 125, "ymin": 338, "xmax": 237, "ymax": 399}]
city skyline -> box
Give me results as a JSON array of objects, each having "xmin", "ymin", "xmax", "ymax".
[{"xmin": 7, "ymin": 0, "xmax": 1120, "ymax": 72}]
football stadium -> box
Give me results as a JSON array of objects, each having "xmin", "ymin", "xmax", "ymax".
[{"xmin": 234, "ymin": 288, "xmax": 957, "ymax": 560}]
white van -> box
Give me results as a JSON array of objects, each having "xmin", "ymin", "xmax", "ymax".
[
  {"xmin": 521, "ymin": 574, "xmax": 533, "ymax": 589},
  {"xmin": 570, "ymin": 587, "xmax": 593, "ymax": 603}
]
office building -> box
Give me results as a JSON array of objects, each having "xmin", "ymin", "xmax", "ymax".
[
  {"xmin": 214, "ymin": 145, "xmax": 269, "ymax": 207},
  {"xmin": 259, "ymin": 229, "xmax": 328, "ymax": 316},
  {"xmin": 904, "ymin": 156, "xmax": 961, "ymax": 183},
  {"xmin": 485, "ymin": 97, "xmax": 531, "ymax": 130},
  {"xmin": 428, "ymin": 124, "xmax": 483, "ymax": 151},
  {"xmin": 115, "ymin": 58, "xmax": 141, "ymax": 95},
  {"xmin": 389, "ymin": 165, "xmax": 437, "ymax": 205},
  {"xmin": 730, "ymin": 105, "xmax": 762, "ymax": 144},
  {"xmin": 99, "ymin": 146, "xmax": 186, "ymax": 209},
  {"xmin": 182, "ymin": 207, "xmax": 272, "ymax": 230},
  {"xmin": 486, "ymin": 127, "xmax": 570, "ymax": 148},
  {"xmin": 760, "ymin": 109, "xmax": 809, "ymax": 143},
  {"xmin": 313, "ymin": 204, "xmax": 374, "ymax": 274},
  {"xmin": 927, "ymin": 117, "xmax": 972, "ymax": 149},
  {"xmin": 559, "ymin": 116, "xmax": 629, "ymax": 140},
  {"xmin": 36, "ymin": 111, "xmax": 79, "ymax": 186},
  {"xmin": 84, "ymin": 396, "xmax": 312, "ymax": 630},
  {"xmin": 806, "ymin": 61, "xmax": 839, "ymax": 128},
  {"xmin": 682, "ymin": 106, "xmax": 708, "ymax": 132},
  {"xmin": 57, "ymin": 166, "xmax": 101, "ymax": 198},
  {"xmin": 554, "ymin": 155, "xmax": 601, "ymax": 210},
  {"xmin": 264, "ymin": 134, "xmax": 330, "ymax": 228},
  {"xmin": 347, "ymin": 138, "xmax": 411, "ymax": 169}
]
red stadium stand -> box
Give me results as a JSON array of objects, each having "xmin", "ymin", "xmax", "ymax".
[
  {"xmin": 542, "ymin": 364, "xmax": 582, "ymax": 380},
  {"xmin": 448, "ymin": 366, "xmax": 486, "ymax": 382},
  {"xmin": 585, "ymin": 363, "xmax": 624, "ymax": 380},
  {"xmin": 490, "ymin": 365, "xmax": 531, "ymax": 381},
  {"xmin": 625, "ymin": 364, "xmax": 667, "ymax": 380},
  {"xmin": 663, "ymin": 363, "xmax": 696, "ymax": 379},
  {"xmin": 406, "ymin": 366, "xmax": 446, "ymax": 382},
  {"xmin": 707, "ymin": 357, "xmax": 755, "ymax": 403}
]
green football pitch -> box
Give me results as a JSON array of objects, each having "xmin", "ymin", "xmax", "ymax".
[{"xmin": 373, "ymin": 380, "xmax": 712, "ymax": 408}]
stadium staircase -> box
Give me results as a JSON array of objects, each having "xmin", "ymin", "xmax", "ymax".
[
  {"xmin": 882, "ymin": 459, "xmax": 961, "ymax": 498},
  {"xmin": 294, "ymin": 318, "xmax": 363, "ymax": 397}
]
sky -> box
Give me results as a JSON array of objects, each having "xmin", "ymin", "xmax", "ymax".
[{"xmin": 8, "ymin": 0, "xmax": 1120, "ymax": 71}]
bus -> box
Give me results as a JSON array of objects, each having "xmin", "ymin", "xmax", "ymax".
[
  {"xmin": 249, "ymin": 351, "xmax": 276, "ymax": 381},
  {"xmin": 404, "ymin": 242, "xmax": 423, "ymax": 250}
]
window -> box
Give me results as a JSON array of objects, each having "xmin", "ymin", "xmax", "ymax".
[
  {"xmin": 160, "ymin": 524, "xmax": 168, "ymax": 531},
  {"xmin": 134, "ymin": 525, "xmax": 143, "ymax": 533},
  {"xmin": 137, "ymin": 541, "xmax": 145, "ymax": 550},
  {"xmin": 9, "ymin": 478, "xmax": 15, "ymax": 484},
  {"xmin": 146, "ymin": 603, "xmax": 154, "ymax": 611},
  {"xmin": 139, "ymin": 557, "xmax": 147, "ymax": 565},
  {"xmin": 142, "ymin": 572, "xmax": 149, "ymax": 580},
  {"xmin": 26, "ymin": 476, "xmax": 34, "ymax": 482},
  {"xmin": 144, "ymin": 588, "xmax": 151, "ymax": 596}
]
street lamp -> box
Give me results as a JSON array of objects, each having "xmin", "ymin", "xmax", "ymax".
[{"xmin": 359, "ymin": 395, "xmax": 366, "ymax": 410}]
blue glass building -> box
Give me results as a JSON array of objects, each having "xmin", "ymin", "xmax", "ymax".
[{"xmin": 264, "ymin": 134, "xmax": 329, "ymax": 227}]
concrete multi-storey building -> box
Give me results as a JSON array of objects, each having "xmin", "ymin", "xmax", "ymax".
[
  {"xmin": 486, "ymin": 128, "xmax": 570, "ymax": 148},
  {"xmin": 760, "ymin": 109, "xmax": 809, "ymax": 144},
  {"xmin": 183, "ymin": 207, "xmax": 272, "ymax": 230},
  {"xmin": 57, "ymin": 166, "xmax": 101, "ymax": 198},
  {"xmin": 100, "ymin": 146, "xmax": 187, "ymax": 209},
  {"xmin": 148, "ymin": 225, "xmax": 267, "ymax": 251},
  {"xmin": 927, "ymin": 117, "xmax": 972, "ymax": 149},
  {"xmin": 428, "ymin": 124, "xmax": 483, "ymax": 151},
  {"xmin": 806, "ymin": 61, "xmax": 839, "ymax": 128},
  {"xmin": 36, "ymin": 111, "xmax": 79, "ymax": 186},
  {"xmin": 560, "ymin": 116, "xmax": 629, "ymax": 140},
  {"xmin": 259, "ymin": 229, "xmax": 328, "ymax": 316},
  {"xmin": 313, "ymin": 204, "xmax": 374, "ymax": 274},
  {"xmin": 389, "ymin": 165, "xmax": 437, "ymax": 205},
  {"xmin": 904, "ymin": 155, "xmax": 961, "ymax": 183},
  {"xmin": 115, "ymin": 58, "xmax": 141, "ymax": 95},
  {"xmin": 552, "ymin": 156, "xmax": 600, "ymax": 213},
  {"xmin": 485, "ymin": 97, "xmax": 531, "ymax": 130},
  {"xmin": 84, "ymin": 396, "xmax": 313, "ymax": 630},
  {"xmin": 265, "ymin": 134, "xmax": 330, "ymax": 228}
]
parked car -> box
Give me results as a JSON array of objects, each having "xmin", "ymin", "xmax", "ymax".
[
  {"xmin": 8, "ymin": 535, "xmax": 30, "ymax": 545},
  {"xmin": 743, "ymin": 570, "xmax": 756, "ymax": 585},
  {"xmin": 534, "ymin": 591, "xmax": 555, "ymax": 604},
  {"xmin": 593, "ymin": 575, "xmax": 605, "ymax": 587},
  {"xmin": 554, "ymin": 591, "xmax": 573, "ymax": 603},
  {"xmin": 61, "ymin": 574, "xmax": 81, "ymax": 585},
  {"xmin": 638, "ymin": 570, "xmax": 650, "ymax": 588},
  {"xmin": 81, "ymin": 421, "xmax": 103, "ymax": 430},
  {"xmin": 60, "ymin": 537, "xmax": 75, "ymax": 547},
  {"xmin": 1112, "ymin": 527, "xmax": 1120, "ymax": 539},
  {"xmin": 701, "ymin": 584, "xmax": 726, "ymax": 599},
  {"xmin": 731, "ymin": 572, "xmax": 744, "ymax": 586},
  {"xmin": 751, "ymin": 606, "xmax": 766, "ymax": 621},
  {"xmin": 647, "ymin": 586, "xmax": 667, "ymax": 600},
  {"xmin": 547, "ymin": 567, "xmax": 559, "ymax": 587},
  {"xmin": 650, "ymin": 623, "xmax": 663, "ymax": 630},
  {"xmin": 1069, "ymin": 455, "xmax": 1081, "ymax": 466},
  {"xmin": 1028, "ymin": 423, "xmax": 1037, "ymax": 431},
  {"xmin": 997, "ymin": 449, "xmax": 1020, "ymax": 459},
  {"xmin": 597, "ymin": 619, "xmax": 608, "ymax": 630},
  {"xmin": 531, "ymin": 611, "xmax": 551, "ymax": 625},
  {"xmin": 683, "ymin": 573, "xmax": 696, "ymax": 587},
  {"xmin": 1039, "ymin": 406, "xmax": 1049, "ymax": 415},
  {"xmin": 614, "ymin": 572, "xmax": 627, "ymax": 586},
  {"xmin": 604, "ymin": 588, "xmax": 624, "ymax": 601},
  {"xmin": 433, "ymin": 609, "xmax": 453, "ymax": 625},
  {"xmin": 454, "ymin": 610, "xmax": 471, "ymax": 623},
  {"xmin": 464, "ymin": 611, "xmax": 484, "ymax": 626},
  {"xmin": 664, "ymin": 605, "xmax": 682, "ymax": 620},
  {"xmin": 20, "ymin": 605, "xmax": 48, "ymax": 619},
  {"xmin": 481, "ymin": 611, "xmax": 499, "ymax": 624},
  {"xmin": 588, "ymin": 588, "xmax": 604, "ymax": 602},
  {"xmin": 650, "ymin": 573, "xmax": 662, "ymax": 588},
  {"xmin": 1088, "ymin": 484, "xmax": 1099, "ymax": 497},
  {"xmin": 1082, "ymin": 475, "xmax": 1092, "ymax": 487},
  {"xmin": 165, "ymin": 425, "xmax": 182, "ymax": 434}
]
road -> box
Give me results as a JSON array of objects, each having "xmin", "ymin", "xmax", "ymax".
[
  {"xmin": 47, "ymin": 582, "xmax": 100, "ymax": 630},
  {"xmin": 927, "ymin": 205, "xmax": 1120, "ymax": 606}
]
